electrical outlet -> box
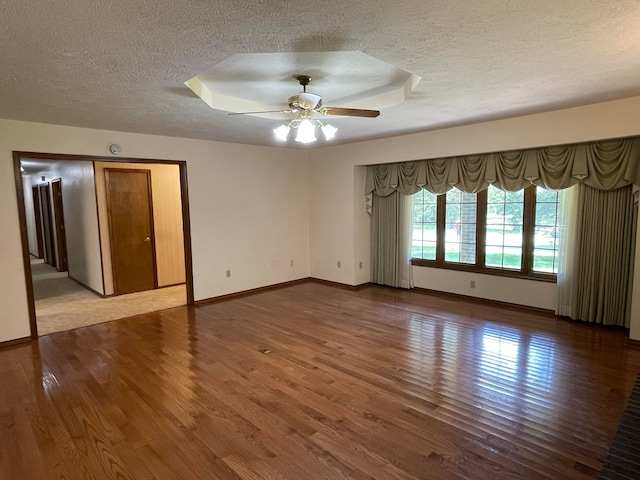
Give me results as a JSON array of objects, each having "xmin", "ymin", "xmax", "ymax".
[
  {"xmin": 226, "ymin": 270, "xmax": 231, "ymax": 278},
  {"xmin": 289, "ymin": 259, "xmax": 294, "ymax": 267},
  {"xmin": 359, "ymin": 261, "xmax": 363, "ymax": 269},
  {"xmin": 470, "ymin": 280, "xmax": 476, "ymax": 289},
  {"xmin": 337, "ymin": 261, "xmax": 341, "ymax": 268}
]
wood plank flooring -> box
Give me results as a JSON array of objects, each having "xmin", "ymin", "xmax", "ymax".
[{"xmin": 1, "ymin": 282, "xmax": 639, "ymax": 479}]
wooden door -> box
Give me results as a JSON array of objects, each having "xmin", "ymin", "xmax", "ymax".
[
  {"xmin": 31, "ymin": 185, "xmax": 44, "ymax": 258},
  {"xmin": 51, "ymin": 179, "xmax": 68, "ymax": 272},
  {"xmin": 39, "ymin": 184, "xmax": 56, "ymax": 268},
  {"xmin": 105, "ymin": 169, "xmax": 157, "ymax": 295}
]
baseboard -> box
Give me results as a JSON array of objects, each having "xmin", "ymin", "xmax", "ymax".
[
  {"xmin": 194, "ymin": 278, "xmax": 311, "ymax": 305},
  {"xmin": 308, "ymin": 278, "xmax": 373, "ymax": 291},
  {"xmin": 194, "ymin": 278, "xmax": 374, "ymax": 305},
  {"xmin": 412, "ymin": 286, "xmax": 557, "ymax": 316},
  {"xmin": 0, "ymin": 336, "xmax": 32, "ymax": 350},
  {"xmin": 157, "ymin": 282, "xmax": 186, "ymax": 289}
]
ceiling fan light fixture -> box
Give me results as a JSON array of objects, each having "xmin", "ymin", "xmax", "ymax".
[
  {"xmin": 273, "ymin": 124, "xmax": 290, "ymax": 141},
  {"xmin": 321, "ymin": 123, "xmax": 337, "ymax": 141},
  {"xmin": 295, "ymin": 119, "xmax": 317, "ymax": 144}
]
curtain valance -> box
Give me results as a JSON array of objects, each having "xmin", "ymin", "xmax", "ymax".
[{"xmin": 365, "ymin": 137, "xmax": 640, "ymax": 196}]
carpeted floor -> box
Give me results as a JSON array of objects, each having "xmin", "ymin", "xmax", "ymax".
[
  {"xmin": 32, "ymin": 259, "xmax": 186, "ymax": 335},
  {"xmin": 598, "ymin": 373, "xmax": 640, "ymax": 479}
]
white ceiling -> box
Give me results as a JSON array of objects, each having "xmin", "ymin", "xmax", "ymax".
[{"xmin": 3, "ymin": 1, "xmax": 640, "ymax": 148}]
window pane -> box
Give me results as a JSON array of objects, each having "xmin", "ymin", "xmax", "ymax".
[
  {"xmin": 505, "ymin": 203, "xmax": 524, "ymax": 227},
  {"xmin": 536, "ymin": 187, "xmax": 558, "ymax": 203},
  {"xmin": 445, "ymin": 206, "xmax": 459, "ymax": 225},
  {"xmin": 505, "ymin": 190, "xmax": 524, "ymax": 202},
  {"xmin": 412, "ymin": 242, "xmax": 436, "ymax": 260},
  {"xmin": 461, "ymin": 192, "xmax": 477, "ymax": 203},
  {"xmin": 488, "ymin": 187, "xmax": 505, "ymax": 203},
  {"xmin": 533, "ymin": 248, "xmax": 557, "ymax": 273},
  {"xmin": 485, "ymin": 185, "xmax": 523, "ymax": 270},
  {"xmin": 504, "ymin": 225, "xmax": 523, "ymax": 247},
  {"xmin": 447, "ymin": 189, "xmax": 461, "ymax": 203},
  {"xmin": 445, "ymin": 189, "xmax": 477, "ymax": 264},
  {"xmin": 535, "ymin": 202, "xmax": 558, "ymax": 226},
  {"xmin": 533, "ymin": 187, "xmax": 560, "ymax": 273},
  {"xmin": 412, "ymin": 190, "xmax": 438, "ymax": 260},
  {"xmin": 487, "ymin": 204, "xmax": 505, "ymax": 225}
]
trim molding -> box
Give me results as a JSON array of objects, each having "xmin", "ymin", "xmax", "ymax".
[
  {"xmin": 412, "ymin": 286, "xmax": 557, "ymax": 316},
  {"xmin": 194, "ymin": 278, "xmax": 310, "ymax": 305},
  {"xmin": 307, "ymin": 278, "xmax": 373, "ymax": 291},
  {"xmin": 195, "ymin": 278, "xmax": 373, "ymax": 305},
  {"xmin": 0, "ymin": 336, "xmax": 32, "ymax": 350}
]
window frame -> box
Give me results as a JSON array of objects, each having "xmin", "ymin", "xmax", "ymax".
[{"xmin": 411, "ymin": 185, "xmax": 557, "ymax": 283}]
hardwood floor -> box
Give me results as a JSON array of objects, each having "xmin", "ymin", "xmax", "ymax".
[{"xmin": 1, "ymin": 282, "xmax": 639, "ymax": 479}]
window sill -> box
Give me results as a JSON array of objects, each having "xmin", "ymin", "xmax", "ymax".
[{"xmin": 410, "ymin": 259, "xmax": 557, "ymax": 283}]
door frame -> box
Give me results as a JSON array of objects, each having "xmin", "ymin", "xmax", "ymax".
[
  {"xmin": 105, "ymin": 168, "xmax": 158, "ymax": 295},
  {"xmin": 13, "ymin": 152, "xmax": 195, "ymax": 339},
  {"xmin": 31, "ymin": 185, "xmax": 44, "ymax": 258},
  {"xmin": 39, "ymin": 183, "xmax": 56, "ymax": 268},
  {"xmin": 51, "ymin": 178, "xmax": 68, "ymax": 272}
]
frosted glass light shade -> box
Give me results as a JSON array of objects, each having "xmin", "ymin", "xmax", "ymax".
[
  {"xmin": 273, "ymin": 125, "xmax": 290, "ymax": 141},
  {"xmin": 321, "ymin": 123, "xmax": 337, "ymax": 140},
  {"xmin": 295, "ymin": 119, "xmax": 317, "ymax": 144}
]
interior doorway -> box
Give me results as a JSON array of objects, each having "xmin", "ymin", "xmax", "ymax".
[{"xmin": 13, "ymin": 152, "xmax": 194, "ymax": 338}]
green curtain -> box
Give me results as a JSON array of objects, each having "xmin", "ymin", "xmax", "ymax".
[
  {"xmin": 569, "ymin": 185, "xmax": 635, "ymax": 326},
  {"xmin": 366, "ymin": 137, "xmax": 640, "ymax": 195},
  {"xmin": 371, "ymin": 191, "xmax": 414, "ymax": 288}
]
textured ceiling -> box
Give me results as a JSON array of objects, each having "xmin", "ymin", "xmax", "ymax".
[{"xmin": 3, "ymin": 1, "xmax": 640, "ymax": 148}]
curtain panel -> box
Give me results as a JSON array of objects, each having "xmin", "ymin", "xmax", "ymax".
[
  {"xmin": 568, "ymin": 185, "xmax": 635, "ymax": 327},
  {"xmin": 366, "ymin": 137, "xmax": 640, "ymax": 196},
  {"xmin": 371, "ymin": 192, "xmax": 414, "ymax": 289}
]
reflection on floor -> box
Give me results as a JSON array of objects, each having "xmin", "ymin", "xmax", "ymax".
[{"xmin": 32, "ymin": 259, "xmax": 187, "ymax": 336}]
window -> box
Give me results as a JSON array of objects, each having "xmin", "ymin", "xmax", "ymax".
[
  {"xmin": 485, "ymin": 186, "xmax": 524, "ymax": 270},
  {"xmin": 411, "ymin": 185, "xmax": 561, "ymax": 280},
  {"xmin": 445, "ymin": 190, "xmax": 477, "ymax": 264},
  {"xmin": 533, "ymin": 188, "xmax": 560, "ymax": 273},
  {"xmin": 413, "ymin": 190, "xmax": 437, "ymax": 260}
]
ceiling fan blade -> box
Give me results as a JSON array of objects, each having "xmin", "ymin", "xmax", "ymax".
[
  {"xmin": 319, "ymin": 107, "xmax": 380, "ymax": 118},
  {"xmin": 228, "ymin": 109, "xmax": 296, "ymax": 115}
]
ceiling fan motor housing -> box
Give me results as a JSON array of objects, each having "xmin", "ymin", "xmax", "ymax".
[{"xmin": 288, "ymin": 92, "xmax": 322, "ymax": 110}]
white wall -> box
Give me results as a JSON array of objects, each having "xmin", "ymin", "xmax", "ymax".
[
  {"xmin": 307, "ymin": 96, "xmax": 640, "ymax": 319},
  {"xmin": 0, "ymin": 144, "xmax": 31, "ymax": 341},
  {"xmin": 23, "ymin": 175, "xmax": 38, "ymax": 256},
  {"xmin": 55, "ymin": 161, "xmax": 103, "ymax": 293},
  {"xmin": 188, "ymin": 143, "xmax": 310, "ymax": 300},
  {"xmin": 1, "ymin": 119, "xmax": 310, "ymax": 343},
  {"xmin": 413, "ymin": 267, "xmax": 557, "ymax": 310}
]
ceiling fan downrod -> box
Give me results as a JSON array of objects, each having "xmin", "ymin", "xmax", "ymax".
[{"xmin": 295, "ymin": 75, "xmax": 312, "ymax": 93}]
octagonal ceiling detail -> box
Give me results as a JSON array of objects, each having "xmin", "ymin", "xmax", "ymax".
[{"xmin": 185, "ymin": 51, "xmax": 422, "ymax": 120}]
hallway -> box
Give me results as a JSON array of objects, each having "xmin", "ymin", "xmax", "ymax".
[{"xmin": 32, "ymin": 259, "xmax": 186, "ymax": 335}]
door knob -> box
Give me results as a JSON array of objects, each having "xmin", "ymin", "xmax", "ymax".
[{"xmin": 144, "ymin": 236, "xmax": 151, "ymax": 242}]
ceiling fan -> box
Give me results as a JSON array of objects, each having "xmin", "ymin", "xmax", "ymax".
[
  {"xmin": 228, "ymin": 75, "xmax": 381, "ymax": 119},
  {"xmin": 229, "ymin": 75, "xmax": 380, "ymax": 143}
]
